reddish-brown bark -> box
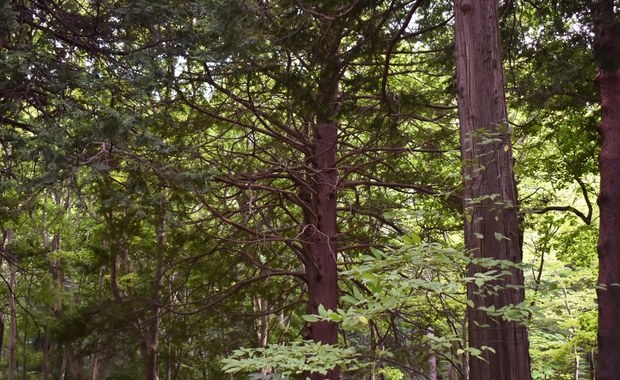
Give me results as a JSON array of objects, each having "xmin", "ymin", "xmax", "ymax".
[
  {"xmin": 300, "ymin": 21, "xmax": 342, "ymax": 380},
  {"xmin": 593, "ymin": 1, "xmax": 620, "ymax": 379},
  {"xmin": 301, "ymin": 121, "xmax": 340, "ymax": 380},
  {"xmin": 454, "ymin": 0, "xmax": 531, "ymax": 379}
]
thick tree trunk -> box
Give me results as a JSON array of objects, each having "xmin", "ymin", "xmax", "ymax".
[
  {"xmin": 593, "ymin": 1, "xmax": 620, "ymax": 379},
  {"xmin": 454, "ymin": 1, "xmax": 531, "ymax": 379},
  {"xmin": 301, "ymin": 120, "xmax": 340, "ymax": 380},
  {"xmin": 302, "ymin": 120, "xmax": 339, "ymax": 348},
  {"xmin": 301, "ymin": 19, "xmax": 341, "ymax": 380}
]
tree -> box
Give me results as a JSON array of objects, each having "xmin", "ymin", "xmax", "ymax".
[
  {"xmin": 454, "ymin": 0, "xmax": 532, "ymax": 378},
  {"xmin": 592, "ymin": 0, "xmax": 620, "ymax": 378},
  {"xmin": 177, "ymin": 1, "xmax": 460, "ymax": 377}
]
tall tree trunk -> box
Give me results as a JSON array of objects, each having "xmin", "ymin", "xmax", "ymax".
[
  {"xmin": 454, "ymin": 1, "xmax": 531, "ymax": 379},
  {"xmin": 66, "ymin": 348, "xmax": 83, "ymax": 380},
  {"xmin": 42, "ymin": 189, "xmax": 70, "ymax": 380},
  {"xmin": 301, "ymin": 18, "xmax": 342, "ymax": 380},
  {"xmin": 22, "ymin": 273, "xmax": 33, "ymax": 380},
  {"xmin": 592, "ymin": 1, "xmax": 620, "ymax": 379},
  {"xmin": 89, "ymin": 332, "xmax": 111, "ymax": 380},
  {"xmin": 0, "ymin": 309, "xmax": 4, "ymax": 379},
  {"xmin": 301, "ymin": 118, "xmax": 340, "ymax": 380},
  {"xmin": 427, "ymin": 328, "xmax": 437, "ymax": 380},
  {"xmin": 588, "ymin": 349, "xmax": 595, "ymax": 380},
  {"xmin": 143, "ymin": 191, "xmax": 167, "ymax": 380},
  {"xmin": 3, "ymin": 229, "xmax": 17, "ymax": 380},
  {"xmin": 90, "ymin": 267, "xmax": 111, "ymax": 380},
  {"xmin": 41, "ymin": 229, "xmax": 63, "ymax": 380},
  {"xmin": 254, "ymin": 297, "xmax": 271, "ymax": 376}
]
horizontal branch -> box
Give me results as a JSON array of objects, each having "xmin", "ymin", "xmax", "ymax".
[{"xmin": 524, "ymin": 205, "xmax": 591, "ymax": 225}]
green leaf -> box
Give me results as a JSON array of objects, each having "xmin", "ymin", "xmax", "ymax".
[
  {"xmin": 403, "ymin": 233, "xmax": 421, "ymax": 245},
  {"xmin": 340, "ymin": 295, "xmax": 358, "ymax": 305},
  {"xmin": 468, "ymin": 347, "xmax": 482, "ymax": 357},
  {"xmin": 302, "ymin": 315, "xmax": 319, "ymax": 322},
  {"xmin": 370, "ymin": 247, "xmax": 384, "ymax": 258}
]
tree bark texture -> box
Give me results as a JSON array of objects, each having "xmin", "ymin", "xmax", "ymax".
[
  {"xmin": 454, "ymin": 1, "xmax": 532, "ymax": 379},
  {"xmin": 301, "ymin": 19, "xmax": 342, "ymax": 380},
  {"xmin": 593, "ymin": 1, "xmax": 620, "ymax": 379}
]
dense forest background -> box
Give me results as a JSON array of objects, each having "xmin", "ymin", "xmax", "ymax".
[{"xmin": 0, "ymin": 0, "xmax": 614, "ymax": 379}]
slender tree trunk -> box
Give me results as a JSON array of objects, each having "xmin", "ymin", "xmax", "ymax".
[
  {"xmin": 143, "ymin": 192, "xmax": 167, "ymax": 380},
  {"xmin": 459, "ymin": 316, "xmax": 467, "ymax": 380},
  {"xmin": 588, "ymin": 349, "xmax": 595, "ymax": 380},
  {"xmin": 89, "ymin": 338, "xmax": 111, "ymax": 380},
  {"xmin": 592, "ymin": 1, "xmax": 620, "ymax": 379},
  {"xmin": 254, "ymin": 297, "xmax": 271, "ymax": 376},
  {"xmin": 6, "ymin": 241, "xmax": 16, "ymax": 380},
  {"xmin": 0, "ymin": 309, "xmax": 4, "ymax": 379},
  {"xmin": 59, "ymin": 356, "xmax": 67, "ymax": 380},
  {"xmin": 560, "ymin": 284, "xmax": 581, "ymax": 380},
  {"xmin": 427, "ymin": 328, "xmax": 437, "ymax": 380},
  {"xmin": 574, "ymin": 351, "xmax": 580, "ymax": 380},
  {"xmin": 41, "ymin": 229, "xmax": 63, "ymax": 380},
  {"xmin": 65, "ymin": 348, "xmax": 83, "ymax": 380},
  {"xmin": 454, "ymin": 1, "xmax": 531, "ymax": 379},
  {"xmin": 40, "ymin": 190, "xmax": 70, "ymax": 380},
  {"xmin": 22, "ymin": 273, "xmax": 33, "ymax": 380},
  {"xmin": 89, "ymin": 267, "xmax": 111, "ymax": 380},
  {"xmin": 3, "ymin": 229, "xmax": 17, "ymax": 380},
  {"xmin": 300, "ymin": 18, "xmax": 342, "ymax": 380}
]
